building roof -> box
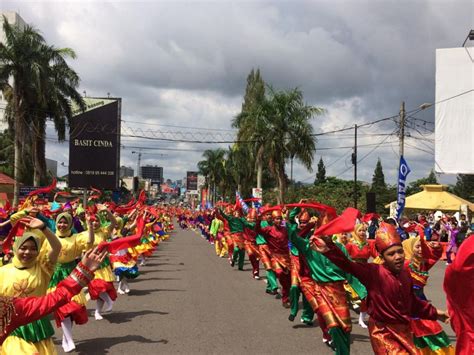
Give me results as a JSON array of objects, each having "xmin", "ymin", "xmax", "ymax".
[
  {"xmin": 386, "ymin": 184, "xmax": 474, "ymax": 212},
  {"xmin": 0, "ymin": 172, "xmax": 15, "ymax": 185}
]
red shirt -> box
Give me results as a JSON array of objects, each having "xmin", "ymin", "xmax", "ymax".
[
  {"xmin": 256, "ymin": 221, "xmax": 289, "ymax": 254},
  {"xmin": 444, "ymin": 236, "xmax": 474, "ymax": 355},
  {"xmin": 345, "ymin": 242, "xmax": 378, "ymax": 262},
  {"xmin": 324, "ymin": 243, "xmax": 438, "ymax": 324}
]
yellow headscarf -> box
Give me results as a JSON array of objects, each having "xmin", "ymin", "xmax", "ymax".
[
  {"xmin": 12, "ymin": 232, "xmax": 41, "ymax": 269},
  {"xmin": 402, "ymin": 236, "xmax": 420, "ymax": 261},
  {"xmin": 351, "ymin": 223, "xmax": 367, "ymax": 245}
]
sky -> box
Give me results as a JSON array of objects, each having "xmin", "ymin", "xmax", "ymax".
[{"xmin": 2, "ymin": 0, "xmax": 473, "ymax": 186}]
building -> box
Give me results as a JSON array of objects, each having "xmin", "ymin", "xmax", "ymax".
[
  {"xmin": 140, "ymin": 165, "xmax": 163, "ymax": 186},
  {"xmin": 45, "ymin": 158, "xmax": 58, "ymax": 177},
  {"xmin": 0, "ymin": 12, "xmax": 27, "ymax": 129},
  {"xmin": 120, "ymin": 166, "xmax": 134, "ymax": 178}
]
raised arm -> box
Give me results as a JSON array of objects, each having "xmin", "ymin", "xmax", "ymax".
[
  {"xmin": 21, "ymin": 216, "xmax": 62, "ymax": 264},
  {"xmin": 310, "ymin": 235, "xmax": 373, "ymax": 286}
]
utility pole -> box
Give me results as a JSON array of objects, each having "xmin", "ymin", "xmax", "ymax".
[
  {"xmin": 352, "ymin": 124, "xmax": 358, "ymax": 209},
  {"xmin": 399, "ymin": 101, "xmax": 405, "ymax": 158}
]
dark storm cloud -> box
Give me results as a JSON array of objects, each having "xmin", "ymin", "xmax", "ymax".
[{"xmin": 7, "ymin": 0, "xmax": 472, "ymax": 182}]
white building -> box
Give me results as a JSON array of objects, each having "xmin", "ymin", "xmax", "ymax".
[{"xmin": 0, "ymin": 12, "xmax": 27, "ymax": 130}]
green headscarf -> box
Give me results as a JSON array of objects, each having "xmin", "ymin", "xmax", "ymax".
[{"xmin": 56, "ymin": 212, "xmax": 73, "ymax": 237}]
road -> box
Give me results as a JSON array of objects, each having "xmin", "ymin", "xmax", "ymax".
[{"xmin": 58, "ymin": 226, "xmax": 455, "ymax": 354}]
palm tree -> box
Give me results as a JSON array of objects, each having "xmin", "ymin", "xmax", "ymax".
[
  {"xmin": 234, "ymin": 87, "xmax": 324, "ymax": 203},
  {"xmin": 31, "ymin": 47, "xmax": 85, "ymax": 185},
  {"xmin": 0, "ymin": 16, "xmax": 84, "ymax": 203},
  {"xmin": 197, "ymin": 149, "xmax": 226, "ymax": 204}
]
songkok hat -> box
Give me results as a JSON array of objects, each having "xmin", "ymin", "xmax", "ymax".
[{"xmin": 375, "ymin": 222, "xmax": 401, "ymax": 253}]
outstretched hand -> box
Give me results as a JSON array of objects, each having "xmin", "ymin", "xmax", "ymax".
[
  {"xmin": 436, "ymin": 309, "xmax": 450, "ymax": 324},
  {"xmin": 81, "ymin": 247, "xmax": 108, "ymax": 272},
  {"xmin": 309, "ymin": 235, "xmax": 331, "ymax": 253},
  {"xmin": 20, "ymin": 216, "xmax": 45, "ymax": 230}
]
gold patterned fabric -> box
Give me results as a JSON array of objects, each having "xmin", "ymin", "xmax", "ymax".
[{"xmin": 368, "ymin": 318, "xmax": 419, "ymax": 354}]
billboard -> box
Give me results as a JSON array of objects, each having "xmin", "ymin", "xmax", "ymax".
[
  {"xmin": 186, "ymin": 171, "xmax": 198, "ymax": 191},
  {"xmin": 435, "ymin": 47, "xmax": 474, "ymax": 174},
  {"xmin": 69, "ymin": 98, "xmax": 121, "ymax": 189}
]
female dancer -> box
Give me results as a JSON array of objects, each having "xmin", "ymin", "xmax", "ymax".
[
  {"xmin": 0, "ymin": 216, "xmax": 61, "ymax": 354},
  {"xmin": 403, "ymin": 228, "xmax": 454, "ymax": 354},
  {"xmin": 47, "ymin": 211, "xmax": 94, "ymax": 352},
  {"xmin": 87, "ymin": 204, "xmax": 118, "ymax": 320}
]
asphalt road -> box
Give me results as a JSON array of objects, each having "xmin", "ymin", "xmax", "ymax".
[{"xmin": 57, "ymin": 226, "xmax": 455, "ymax": 354}]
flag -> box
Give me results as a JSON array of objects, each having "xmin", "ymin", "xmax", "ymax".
[
  {"xmin": 235, "ymin": 191, "xmax": 249, "ymax": 214},
  {"xmin": 395, "ymin": 156, "xmax": 411, "ymax": 221}
]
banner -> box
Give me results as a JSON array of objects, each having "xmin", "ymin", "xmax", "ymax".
[
  {"xmin": 186, "ymin": 171, "xmax": 198, "ymax": 191},
  {"xmin": 252, "ymin": 188, "xmax": 262, "ymax": 210},
  {"xmin": 69, "ymin": 97, "xmax": 121, "ymax": 189},
  {"xmin": 395, "ymin": 156, "xmax": 411, "ymax": 221},
  {"xmin": 435, "ymin": 47, "xmax": 474, "ymax": 174}
]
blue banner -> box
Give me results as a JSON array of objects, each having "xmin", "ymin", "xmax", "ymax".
[{"xmin": 395, "ymin": 156, "xmax": 411, "ymax": 221}]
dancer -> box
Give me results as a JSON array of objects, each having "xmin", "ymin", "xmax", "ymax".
[
  {"xmin": 256, "ymin": 210, "xmax": 279, "ymax": 296},
  {"xmin": 0, "ymin": 248, "xmax": 107, "ymax": 345},
  {"xmin": 0, "ymin": 216, "xmax": 61, "ymax": 355},
  {"xmin": 289, "ymin": 211, "xmax": 366, "ymax": 354},
  {"xmin": 46, "ymin": 211, "xmax": 94, "ymax": 352},
  {"xmin": 444, "ymin": 230, "xmax": 474, "ymax": 355},
  {"xmin": 402, "ymin": 228, "xmax": 454, "ymax": 354},
  {"xmin": 287, "ymin": 209, "xmax": 314, "ymax": 325},
  {"xmin": 312, "ymin": 220, "xmax": 449, "ymax": 355},
  {"xmin": 255, "ymin": 209, "xmax": 292, "ymax": 308},
  {"xmin": 344, "ymin": 223, "xmax": 377, "ymax": 328},
  {"xmin": 87, "ymin": 205, "xmax": 118, "ymax": 321}
]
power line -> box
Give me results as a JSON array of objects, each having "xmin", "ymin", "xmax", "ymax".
[{"xmin": 121, "ymin": 119, "xmax": 236, "ymax": 132}]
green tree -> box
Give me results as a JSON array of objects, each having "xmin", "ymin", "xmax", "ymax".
[
  {"xmin": 371, "ymin": 158, "xmax": 387, "ymax": 193},
  {"xmin": 454, "ymin": 174, "xmax": 474, "ymax": 201},
  {"xmin": 233, "ymin": 68, "xmax": 266, "ymax": 189},
  {"xmin": 0, "ymin": 16, "xmax": 84, "ymax": 204},
  {"xmin": 370, "ymin": 158, "xmax": 392, "ymax": 213},
  {"xmin": 315, "ymin": 157, "xmax": 326, "ymax": 184},
  {"xmin": 235, "ymin": 87, "xmax": 323, "ymax": 203},
  {"xmin": 197, "ymin": 149, "xmax": 226, "ymax": 204}
]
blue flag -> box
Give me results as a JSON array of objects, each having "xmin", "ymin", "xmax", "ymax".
[{"xmin": 395, "ymin": 156, "xmax": 411, "ymax": 221}]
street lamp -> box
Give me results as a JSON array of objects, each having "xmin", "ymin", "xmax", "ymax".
[
  {"xmin": 131, "ymin": 150, "xmax": 142, "ymax": 178},
  {"xmin": 462, "ymin": 29, "xmax": 474, "ymax": 47}
]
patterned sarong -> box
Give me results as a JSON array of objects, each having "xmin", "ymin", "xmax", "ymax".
[
  {"xmin": 232, "ymin": 232, "xmax": 245, "ymax": 249},
  {"xmin": 316, "ymin": 281, "xmax": 352, "ymax": 333},
  {"xmin": 244, "ymin": 240, "xmax": 260, "ymax": 258},
  {"xmin": 299, "ymin": 276, "xmax": 319, "ymax": 312},
  {"xmin": 270, "ymin": 251, "xmax": 291, "ymax": 274},
  {"xmin": 258, "ymin": 244, "xmax": 273, "ymax": 270},
  {"xmin": 368, "ymin": 319, "xmax": 418, "ymax": 354},
  {"xmin": 290, "ymin": 254, "xmax": 301, "ymax": 287}
]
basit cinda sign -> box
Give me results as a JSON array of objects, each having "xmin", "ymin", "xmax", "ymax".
[{"xmin": 69, "ymin": 97, "xmax": 121, "ymax": 189}]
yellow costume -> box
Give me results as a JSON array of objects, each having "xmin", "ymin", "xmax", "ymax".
[{"xmin": 0, "ymin": 234, "xmax": 56, "ymax": 355}]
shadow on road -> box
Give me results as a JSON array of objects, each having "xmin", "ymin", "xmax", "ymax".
[
  {"xmin": 134, "ymin": 277, "xmax": 181, "ymax": 282},
  {"xmin": 73, "ymin": 335, "xmax": 168, "ymax": 354},
  {"xmin": 350, "ymin": 333, "xmax": 371, "ymax": 343},
  {"xmin": 130, "ymin": 288, "xmax": 186, "ymax": 296},
  {"xmin": 103, "ymin": 309, "xmax": 169, "ymax": 324}
]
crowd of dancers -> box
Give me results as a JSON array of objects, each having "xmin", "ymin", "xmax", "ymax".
[
  {"xmin": 0, "ymin": 181, "xmax": 472, "ymax": 355},
  {"xmin": 0, "ymin": 186, "xmax": 175, "ymax": 354},
  {"xmin": 177, "ymin": 200, "xmax": 473, "ymax": 355}
]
